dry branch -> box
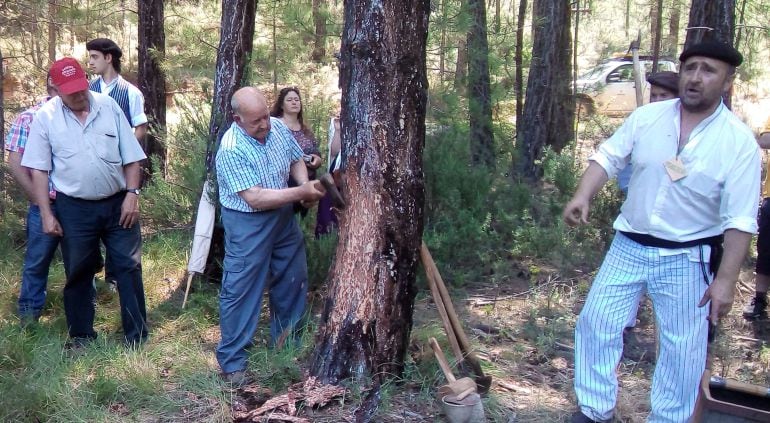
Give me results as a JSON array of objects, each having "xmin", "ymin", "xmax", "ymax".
[{"xmin": 233, "ymin": 377, "xmax": 346, "ymax": 422}]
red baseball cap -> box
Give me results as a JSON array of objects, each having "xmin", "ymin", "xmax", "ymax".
[{"xmin": 49, "ymin": 57, "xmax": 89, "ymax": 95}]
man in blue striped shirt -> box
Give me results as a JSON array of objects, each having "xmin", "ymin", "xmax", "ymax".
[{"xmin": 215, "ymin": 86, "xmax": 325, "ymax": 386}]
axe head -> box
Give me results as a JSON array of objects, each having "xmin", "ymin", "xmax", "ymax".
[{"xmin": 319, "ymin": 173, "xmax": 346, "ymax": 209}]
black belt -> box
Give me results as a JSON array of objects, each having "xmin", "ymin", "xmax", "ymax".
[
  {"xmin": 619, "ymin": 231, "xmax": 724, "ymax": 277},
  {"xmin": 619, "ymin": 231, "xmax": 722, "ymax": 249}
]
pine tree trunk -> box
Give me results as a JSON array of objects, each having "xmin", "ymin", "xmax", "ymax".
[
  {"xmin": 48, "ymin": 1, "xmax": 57, "ymax": 65},
  {"xmin": 651, "ymin": 0, "xmax": 663, "ymax": 71},
  {"xmin": 310, "ymin": 0, "xmax": 429, "ymax": 398},
  {"xmin": 138, "ymin": 0, "xmax": 168, "ymax": 178},
  {"xmin": 467, "ymin": 0, "xmax": 494, "ymax": 168},
  {"xmin": 734, "ymin": 0, "xmax": 747, "ymax": 51},
  {"xmin": 515, "ymin": 0, "xmax": 526, "ymax": 129},
  {"xmin": 0, "ymin": 46, "xmax": 5, "ymax": 210},
  {"xmin": 665, "ymin": 0, "xmax": 681, "ymax": 57},
  {"xmin": 454, "ymin": 38, "xmax": 467, "ymax": 93},
  {"xmin": 205, "ymin": 0, "xmax": 258, "ymax": 281},
  {"xmin": 439, "ymin": 0, "xmax": 447, "ymax": 82},
  {"xmin": 683, "ymin": 0, "xmax": 735, "ymax": 48},
  {"xmin": 516, "ymin": 0, "xmax": 573, "ymax": 179},
  {"xmin": 311, "ymin": 0, "xmax": 327, "ymax": 62}
]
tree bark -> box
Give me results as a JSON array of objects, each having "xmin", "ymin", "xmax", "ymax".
[
  {"xmin": 454, "ymin": 38, "xmax": 467, "ymax": 93},
  {"xmin": 138, "ymin": 0, "xmax": 168, "ymax": 178},
  {"xmin": 311, "ymin": 0, "xmax": 327, "ymax": 62},
  {"xmin": 439, "ymin": 0, "xmax": 447, "ymax": 82},
  {"xmin": 516, "ymin": 0, "xmax": 573, "ymax": 179},
  {"xmin": 205, "ymin": 0, "xmax": 258, "ymax": 280},
  {"xmin": 467, "ymin": 0, "xmax": 494, "ymax": 168},
  {"xmin": 515, "ymin": 0, "xmax": 526, "ymax": 130},
  {"xmin": 734, "ymin": 0, "xmax": 747, "ymax": 51},
  {"xmin": 1, "ymin": 46, "xmax": 5, "ymax": 210},
  {"xmin": 311, "ymin": 0, "xmax": 429, "ymax": 396},
  {"xmin": 48, "ymin": 1, "xmax": 57, "ymax": 65},
  {"xmin": 666, "ymin": 0, "xmax": 681, "ymax": 57},
  {"xmin": 683, "ymin": 0, "xmax": 735, "ymax": 48},
  {"xmin": 651, "ymin": 0, "xmax": 663, "ymax": 71}
]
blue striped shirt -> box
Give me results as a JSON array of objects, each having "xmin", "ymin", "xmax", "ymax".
[{"xmin": 216, "ymin": 118, "xmax": 303, "ymax": 212}]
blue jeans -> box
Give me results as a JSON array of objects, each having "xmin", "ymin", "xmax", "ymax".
[
  {"xmin": 55, "ymin": 192, "xmax": 148, "ymax": 343},
  {"xmin": 18, "ymin": 204, "xmax": 61, "ymax": 319},
  {"xmin": 217, "ymin": 205, "xmax": 308, "ymax": 373}
]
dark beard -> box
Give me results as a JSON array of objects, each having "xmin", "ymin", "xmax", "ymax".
[{"xmin": 680, "ymin": 95, "xmax": 719, "ymax": 113}]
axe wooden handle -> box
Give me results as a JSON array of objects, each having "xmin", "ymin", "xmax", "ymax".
[
  {"xmin": 429, "ymin": 337, "xmax": 457, "ymax": 382},
  {"xmin": 421, "ymin": 241, "xmax": 487, "ymax": 379},
  {"xmin": 422, "ymin": 243, "xmax": 464, "ymax": 364}
]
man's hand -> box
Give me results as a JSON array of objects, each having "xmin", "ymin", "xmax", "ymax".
[
  {"xmin": 698, "ymin": 278, "xmax": 736, "ymax": 324},
  {"xmin": 306, "ymin": 154, "xmax": 322, "ymax": 170},
  {"xmin": 562, "ymin": 196, "xmax": 591, "ymax": 226},
  {"xmin": 298, "ymin": 180, "xmax": 326, "ymax": 209},
  {"xmin": 120, "ymin": 193, "xmax": 140, "ymax": 228},
  {"xmin": 42, "ymin": 213, "xmax": 63, "ymax": 237}
]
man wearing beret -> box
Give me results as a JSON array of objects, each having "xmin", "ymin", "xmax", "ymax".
[
  {"xmin": 617, "ymin": 71, "xmax": 680, "ymax": 194},
  {"xmin": 21, "ymin": 57, "xmax": 149, "ymax": 348},
  {"xmin": 563, "ymin": 40, "xmax": 760, "ymax": 422}
]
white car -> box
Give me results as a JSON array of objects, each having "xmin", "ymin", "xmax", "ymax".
[{"xmin": 575, "ymin": 56, "xmax": 677, "ymax": 116}]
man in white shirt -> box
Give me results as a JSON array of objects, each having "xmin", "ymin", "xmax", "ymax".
[
  {"xmin": 21, "ymin": 57, "xmax": 149, "ymax": 348},
  {"xmin": 563, "ymin": 41, "xmax": 760, "ymax": 423}
]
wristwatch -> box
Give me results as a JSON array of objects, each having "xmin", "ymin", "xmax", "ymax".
[{"xmin": 126, "ymin": 188, "xmax": 141, "ymax": 196}]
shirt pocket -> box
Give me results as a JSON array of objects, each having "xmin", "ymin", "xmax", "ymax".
[
  {"xmin": 89, "ymin": 124, "xmax": 122, "ymax": 164},
  {"xmin": 681, "ymin": 171, "xmax": 720, "ymax": 199},
  {"xmin": 51, "ymin": 131, "xmax": 78, "ymax": 159}
]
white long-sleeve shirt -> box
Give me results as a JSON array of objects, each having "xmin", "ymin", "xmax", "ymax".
[{"xmin": 591, "ymin": 98, "xmax": 761, "ymax": 243}]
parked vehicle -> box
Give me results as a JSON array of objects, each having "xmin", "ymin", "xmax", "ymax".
[{"xmin": 575, "ymin": 56, "xmax": 677, "ymax": 116}]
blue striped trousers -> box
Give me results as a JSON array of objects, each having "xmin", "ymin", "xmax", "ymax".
[{"xmin": 574, "ymin": 232, "xmax": 709, "ymax": 422}]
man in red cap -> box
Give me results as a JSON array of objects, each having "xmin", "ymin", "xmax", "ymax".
[
  {"xmin": 21, "ymin": 57, "xmax": 149, "ymax": 348},
  {"xmin": 564, "ymin": 40, "xmax": 760, "ymax": 422}
]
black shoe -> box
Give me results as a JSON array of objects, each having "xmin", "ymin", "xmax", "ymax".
[
  {"xmin": 64, "ymin": 336, "xmax": 94, "ymax": 356},
  {"xmin": 570, "ymin": 411, "xmax": 601, "ymax": 423},
  {"xmin": 743, "ymin": 296, "xmax": 768, "ymax": 320},
  {"xmin": 221, "ymin": 370, "xmax": 253, "ymax": 388}
]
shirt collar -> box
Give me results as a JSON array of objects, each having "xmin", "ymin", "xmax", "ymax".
[{"xmin": 232, "ymin": 121, "xmax": 267, "ymax": 146}]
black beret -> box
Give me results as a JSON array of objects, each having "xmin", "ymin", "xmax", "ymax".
[
  {"xmin": 679, "ymin": 40, "xmax": 742, "ymax": 66},
  {"xmin": 86, "ymin": 38, "xmax": 123, "ymax": 60},
  {"xmin": 647, "ymin": 71, "xmax": 679, "ymax": 93}
]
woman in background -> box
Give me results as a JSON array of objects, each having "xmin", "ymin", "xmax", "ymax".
[
  {"xmin": 315, "ymin": 115, "xmax": 341, "ymax": 237},
  {"xmin": 270, "ymin": 87, "xmax": 322, "ymax": 217}
]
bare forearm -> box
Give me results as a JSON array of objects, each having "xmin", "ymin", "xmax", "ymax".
[
  {"xmin": 9, "ymin": 152, "xmax": 37, "ymax": 202},
  {"xmin": 134, "ymin": 123, "xmax": 148, "ymax": 144},
  {"xmin": 289, "ymin": 160, "xmax": 309, "ymax": 185},
  {"xmin": 715, "ymin": 229, "xmax": 752, "ymax": 284},
  {"xmin": 240, "ymin": 185, "xmax": 310, "ymax": 210},
  {"xmin": 124, "ymin": 161, "xmax": 143, "ymax": 189},
  {"xmin": 30, "ymin": 170, "xmax": 53, "ymax": 216},
  {"xmin": 574, "ymin": 161, "xmax": 610, "ymax": 202}
]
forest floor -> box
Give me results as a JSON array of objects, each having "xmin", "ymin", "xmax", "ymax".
[{"xmin": 221, "ymin": 257, "xmax": 770, "ymax": 423}]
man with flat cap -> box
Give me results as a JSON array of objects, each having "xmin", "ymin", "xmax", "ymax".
[
  {"xmin": 87, "ymin": 38, "xmax": 148, "ymax": 143},
  {"xmin": 563, "ymin": 40, "xmax": 760, "ymax": 422},
  {"xmin": 21, "ymin": 57, "xmax": 149, "ymax": 348},
  {"xmin": 617, "ymin": 70, "xmax": 680, "ymax": 194}
]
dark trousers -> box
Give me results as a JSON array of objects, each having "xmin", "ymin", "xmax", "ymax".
[{"xmin": 56, "ymin": 192, "xmax": 148, "ymax": 343}]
